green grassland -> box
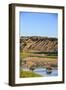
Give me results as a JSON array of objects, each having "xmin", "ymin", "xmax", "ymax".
[
  {"xmin": 20, "ymin": 71, "xmax": 42, "ymax": 78},
  {"xmin": 20, "ymin": 51, "xmax": 57, "ymax": 59}
]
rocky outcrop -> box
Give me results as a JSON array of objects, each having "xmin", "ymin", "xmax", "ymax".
[{"xmin": 20, "ymin": 36, "xmax": 58, "ymax": 52}]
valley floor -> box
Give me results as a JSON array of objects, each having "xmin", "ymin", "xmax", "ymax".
[{"xmin": 20, "ymin": 51, "xmax": 58, "ymax": 78}]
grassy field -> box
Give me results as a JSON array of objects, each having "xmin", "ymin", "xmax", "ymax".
[
  {"xmin": 20, "ymin": 71, "xmax": 42, "ymax": 78},
  {"xmin": 20, "ymin": 51, "xmax": 57, "ymax": 59}
]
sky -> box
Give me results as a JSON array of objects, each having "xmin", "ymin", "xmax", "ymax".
[{"xmin": 19, "ymin": 12, "xmax": 58, "ymax": 38}]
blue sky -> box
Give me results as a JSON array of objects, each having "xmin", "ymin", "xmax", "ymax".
[{"xmin": 19, "ymin": 12, "xmax": 58, "ymax": 38}]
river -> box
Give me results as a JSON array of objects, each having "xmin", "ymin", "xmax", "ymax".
[{"xmin": 33, "ymin": 68, "xmax": 58, "ymax": 76}]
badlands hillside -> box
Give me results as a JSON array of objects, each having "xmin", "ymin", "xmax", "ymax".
[{"xmin": 20, "ymin": 36, "xmax": 58, "ymax": 52}]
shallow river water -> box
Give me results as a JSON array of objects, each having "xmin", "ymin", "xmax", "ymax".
[{"xmin": 33, "ymin": 68, "xmax": 58, "ymax": 76}]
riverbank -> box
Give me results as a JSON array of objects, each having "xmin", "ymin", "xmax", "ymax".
[{"xmin": 20, "ymin": 51, "xmax": 58, "ymax": 78}]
